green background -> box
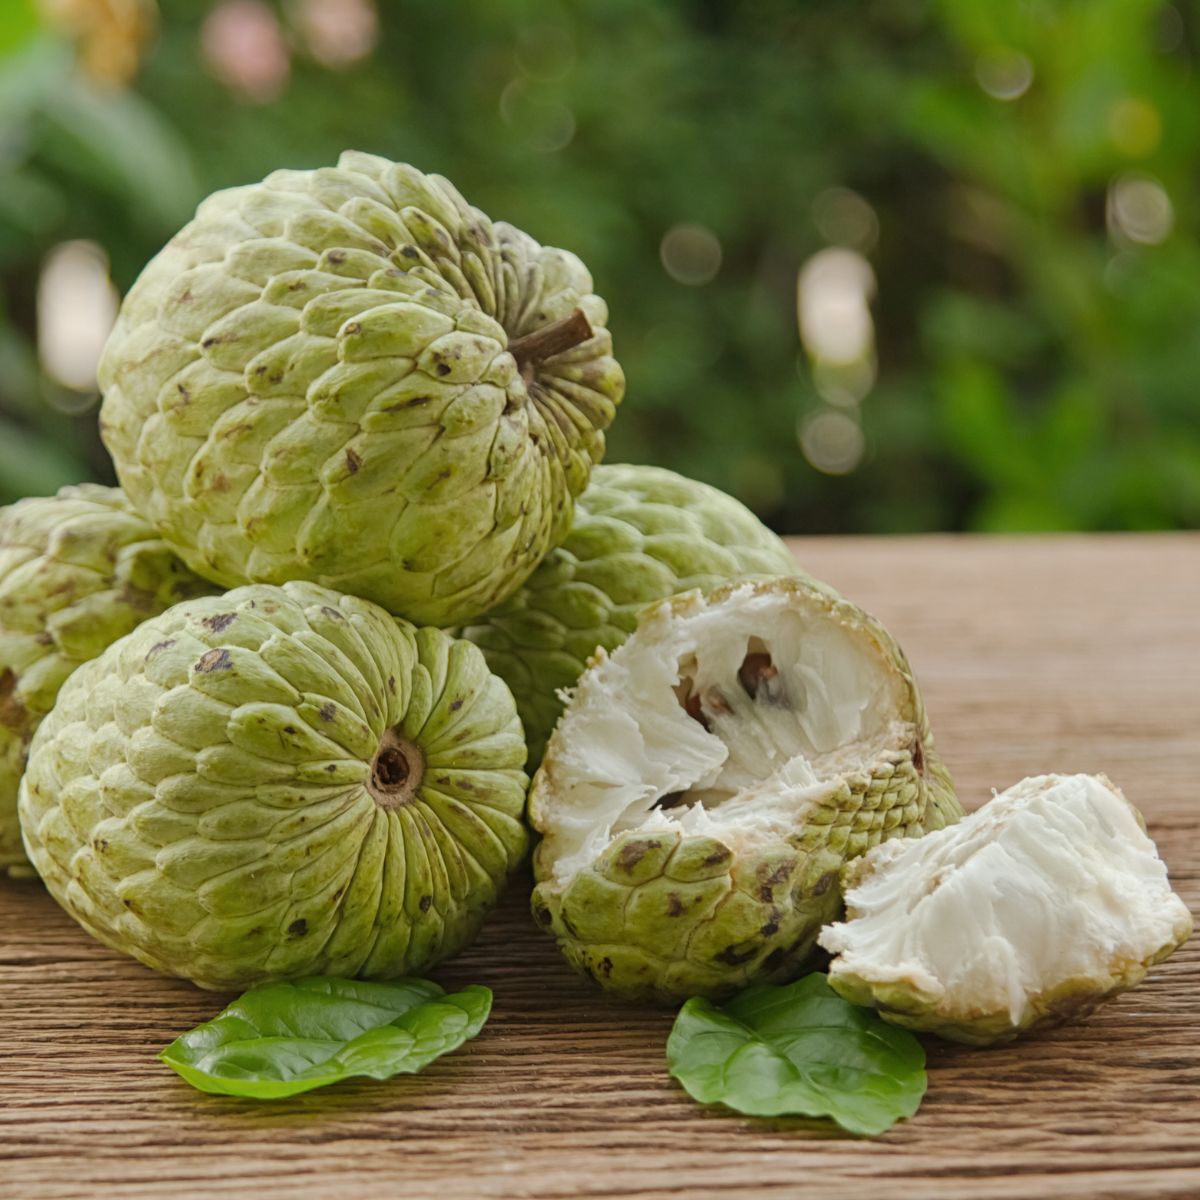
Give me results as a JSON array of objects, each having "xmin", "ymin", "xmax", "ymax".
[{"xmin": 2, "ymin": 0, "xmax": 1197, "ymax": 534}]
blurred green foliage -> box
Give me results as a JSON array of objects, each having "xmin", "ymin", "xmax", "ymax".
[{"xmin": 1, "ymin": 0, "xmax": 1197, "ymax": 532}]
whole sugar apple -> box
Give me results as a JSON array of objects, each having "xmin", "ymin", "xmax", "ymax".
[
  {"xmin": 97, "ymin": 151, "xmax": 625, "ymax": 626},
  {"xmin": 819, "ymin": 773, "xmax": 1193, "ymax": 1045},
  {"xmin": 18, "ymin": 581, "xmax": 529, "ymax": 990},
  {"xmin": 529, "ymin": 576, "xmax": 961, "ymax": 1004},
  {"xmin": 462, "ymin": 463, "xmax": 800, "ymax": 767},
  {"xmin": 0, "ymin": 485, "xmax": 213, "ymax": 877}
]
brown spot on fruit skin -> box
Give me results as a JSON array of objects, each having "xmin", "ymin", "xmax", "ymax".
[
  {"xmin": 319, "ymin": 702, "xmax": 336, "ymax": 721},
  {"xmin": 714, "ymin": 944, "xmax": 757, "ymax": 967},
  {"xmin": 0, "ymin": 668, "xmax": 28, "ymax": 734},
  {"xmin": 598, "ymin": 957, "xmax": 613, "ymax": 978},
  {"xmin": 345, "ymin": 448, "xmax": 362, "ymax": 474},
  {"xmin": 912, "ymin": 738, "xmax": 925, "ymax": 774},
  {"xmin": 201, "ymin": 613, "xmax": 236, "ymax": 633},
  {"xmin": 288, "ymin": 919, "xmax": 308, "ymax": 937},
  {"xmin": 449, "ymin": 698, "xmax": 463, "ymax": 712},
  {"xmin": 435, "ymin": 362, "xmax": 451, "ymax": 376},
  {"xmin": 756, "ymin": 861, "xmax": 793, "ymax": 902},
  {"xmin": 703, "ymin": 845, "xmax": 733, "ymax": 868},
  {"xmin": 812, "ymin": 870, "xmax": 838, "ymax": 897},
  {"xmin": 666, "ymin": 894, "xmax": 685, "ymax": 917},
  {"xmin": 616, "ymin": 838, "xmax": 660, "ymax": 872},
  {"xmin": 195, "ymin": 648, "xmax": 232, "ymax": 673},
  {"xmin": 419, "ymin": 895, "xmax": 432, "ymax": 912}
]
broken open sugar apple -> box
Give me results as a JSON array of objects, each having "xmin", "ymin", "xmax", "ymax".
[
  {"xmin": 0, "ymin": 485, "xmax": 213, "ymax": 876},
  {"xmin": 819, "ymin": 773, "xmax": 1193, "ymax": 1045},
  {"xmin": 529, "ymin": 576, "xmax": 961, "ymax": 1004},
  {"xmin": 19, "ymin": 581, "xmax": 529, "ymax": 990},
  {"xmin": 462, "ymin": 463, "xmax": 799, "ymax": 768},
  {"xmin": 98, "ymin": 151, "xmax": 624, "ymax": 626}
]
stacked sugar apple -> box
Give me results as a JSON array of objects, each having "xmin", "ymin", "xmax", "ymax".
[
  {"xmin": 6, "ymin": 150, "xmax": 1188, "ymax": 1035},
  {"xmin": 12, "ymin": 152, "xmax": 621, "ymax": 987}
]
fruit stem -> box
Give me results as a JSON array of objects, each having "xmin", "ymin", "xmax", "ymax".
[{"xmin": 508, "ymin": 308, "xmax": 594, "ymax": 370}]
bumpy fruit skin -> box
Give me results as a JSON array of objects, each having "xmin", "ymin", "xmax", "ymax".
[
  {"xmin": 462, "ymin": 464, "xmax": 799, "ymax": 766},
  {"xmin": 0, "ymin": 485, "xmax": 213, "ymax": 876},
  {"xmin": 530, "ymin": 578, "xmax": 961, "ymax": 1005},
  {"xmin": 98, "ymin": 151, "xmax": 624, "ymax": 626},
  {"xmin": 19, "ymin": 581, "xmax": 529, "ymax": 990}
]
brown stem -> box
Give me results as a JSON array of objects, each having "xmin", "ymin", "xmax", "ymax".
[{"xmin": 508, "ymin": 308, "xmax": 594, "ymax": 371}]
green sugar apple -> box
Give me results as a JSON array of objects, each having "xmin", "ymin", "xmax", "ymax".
[
  {"xmin": 97, "ymin": 151, "xmax": 625, "ymax": 626},
  {"xmin": 462, "ymin": 463, "xmax": 799, "ymax": 767},
  {"xmin": 529, "ymin": 576, "xmax": 961, "ymax": 1004},
  {"xmin": 0, "ymin": 485, "xmax": 213, "ymax": 877},
  {"xmin": 19, "ymin": 581, "xmax": 529, "ymax": 990},
  {"xmin": 819, "ymin": 773, "xmax": 1193, "ymax": 1045}
]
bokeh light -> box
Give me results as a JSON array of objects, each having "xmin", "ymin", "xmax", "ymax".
[
  {"xmin": 975, "ymin": 50, "xmax": 1034, "ymax": 101},
  {"xmin": 799, "ymin": 410, "xmax": 865, "ymax": 476},
  {"xmin": 201, "ymin": 0, "xmax": 289, "ymax": 103},
  {"xmin": 1108, "ymin": 175, "xmax": 1173, "ymax": 245},
  {"xmin": 812, "ymin": 188, "xmax": 878, "ymax": 252},
  {"xmin": 659, "ymin": 223, "xmax": 722, "ymax": 287},
  {"xmin": 797, "ymin": 249, "xmax": 875, "ymax": 366},
  {"xmin": 293, "ymin": 0, "xmax": 378, "ymax": 68},
  {"xmin": 37, "ymin": 241, "xmax": 118, "ymax": 393}
]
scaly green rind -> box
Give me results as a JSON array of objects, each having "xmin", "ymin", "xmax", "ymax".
[
  {"xmin": 99, "ymin": 152, "xmax": 624, "ymax": 626},
  {"xmin": 0, "ymin": 485, "xmax": 213, "ymax": 876},
  {"xmin": 18, "ymin": 581, "xmax": 529, "ymax": 989}
]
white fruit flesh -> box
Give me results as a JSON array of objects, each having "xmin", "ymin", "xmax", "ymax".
[
  {"xmin": 820, "ymin": 773, "xmax": 1193, "ymax": 1027},
  {"xmin": 534, "ymin": 584, "xmax": 913, "ymax": 885}
]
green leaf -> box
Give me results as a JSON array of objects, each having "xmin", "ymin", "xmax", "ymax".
[
  {"xmin": 666, "ymin": 975, "xmax": 926, "ymax": 1136},
  {"xmin": 161, "ymin": 977, "xmax": 492, "ymax": 1099}
]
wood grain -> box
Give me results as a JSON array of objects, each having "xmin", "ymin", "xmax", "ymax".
[{"xmin": 2, "ymin": 534, "xmax": 1198, "ymax": 1200}]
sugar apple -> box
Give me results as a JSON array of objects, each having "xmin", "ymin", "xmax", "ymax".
[
  {"xmin": 819, "ymin": 773, "xmax": 1193, "ymax": 1045},
  {"xmin": 18, "ymin": 581, "xmax": 529, "ymax": 990},
  {"xmin": 529, "ymin": 576, "xmax": 961, "ymax": 1004},
  {"xmin": 0, "ymin": 485, "xmax": 213, "ymax": 877},
  {"xmin": 97, "ymin": 151, "xmax": 625, "ymax": 626},
  {"xmin": 462, "ymin": 463, "xmax": 800, "ymax": 767}
]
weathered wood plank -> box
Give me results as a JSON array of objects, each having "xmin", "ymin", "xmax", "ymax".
[{"xmin": 2, "ymin": 535, "xmax": 1197, "ymax": 1200}]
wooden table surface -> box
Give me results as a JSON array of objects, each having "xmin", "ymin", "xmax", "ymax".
[{"xmin": 3, "ymin": 534, "xmax": 1198, "ymax": 1200}]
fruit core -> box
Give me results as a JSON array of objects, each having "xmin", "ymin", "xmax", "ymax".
[{"xmin": 536, "ymin": 585, "xmax": 912, "ymax": 885}]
